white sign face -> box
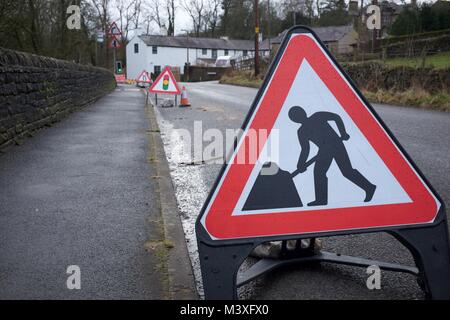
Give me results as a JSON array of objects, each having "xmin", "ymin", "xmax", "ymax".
[
  {"xmin": 109, "ymin": 23, "xmax": 121, "ymax": 36},
  {"xmin": 137, "ymin": 71, "xmax": 150, "ymax": 82},
  {"xmin": 233, "ymin": 59, "xmax": 412, "ymax": 215},
  {"xmin": 149, "ymin": 68, "xmax": 180, "ymax": 94}
]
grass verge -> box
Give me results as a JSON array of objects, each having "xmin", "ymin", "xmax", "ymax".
[
  {"xmin": 344, "ymin": 52, "xmax": 450, "ymax": 69},
  {"xmin": 362, "ymin": 88, "xmax": 450, "ymax": 112},
  {"xmin": 220, "ymin": 71, "xmax": 450, "ymax": 112},
  {"xmin": 383, "ymin": 52, "xmax": 450, "ymax": 70},
  {"xmin": 219, "ymin": 70, "xmax": 263, "ymax": 88}
]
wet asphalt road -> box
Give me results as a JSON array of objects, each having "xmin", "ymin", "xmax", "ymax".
[
  {"xmin": 154, "ymin": 81, "xmax": 450, "ymax": 300},
  {"xmin": 0, "ymin": 85, "xmax": 165, "ymax": 299}
]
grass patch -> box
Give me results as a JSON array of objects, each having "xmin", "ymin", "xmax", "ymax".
[
  {"xmin": 219, "ymin": 70, "xmax": 263, "ymax": 88},
  {"xmin": 221, "ymin": 70, "xmax": 449, "ymax": 111},
  {"xmin": 384, "ymin": 51, "xmax": 450, "ymax": 69},
  {"xmin": 362, "ymin": 88, "xmax": 450, "ymax": 112},
  {"xmin": 351, "ymin": 51, "xmax": 450, "ymax": 69}
]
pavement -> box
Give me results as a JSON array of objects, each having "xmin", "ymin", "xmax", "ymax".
[
  {"xmin": 152, "ymin": 80, "xmax": 450, "ymax": 300},
  {"xmin": 0, "ymin": 84, "xmax": 196, "ymax": 299}
]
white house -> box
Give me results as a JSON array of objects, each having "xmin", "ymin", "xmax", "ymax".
[{"xmin": 126, "ymin": 34, "xmax": 269, "ymax": 80}]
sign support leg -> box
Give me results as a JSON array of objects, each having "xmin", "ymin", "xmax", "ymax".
[
  {"xmin": 197, "ymin": 239, "xmax": 255, "ymax": 299},
  {"xmin": 391, "ymin": 217, "xmax": 450, "ymax": 299}
]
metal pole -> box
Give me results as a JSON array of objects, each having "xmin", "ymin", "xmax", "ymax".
[
  {"xmin": 187, "ymin": 37, "xmax": 190, "ymax": 64},
  {"xmin": 254, "ymin": 0, "xmax": 260, "ymax": 77},
  {"xmin": 372, "ymin": 0, "xmax": 378, "ymax": 54},
  {"xmin": 268, "ymin": 0, "xmax": 271, "ymax": 58},
  {"xmin": 113, "ymin": 47, "xmax": 116, "ymax": 73}
]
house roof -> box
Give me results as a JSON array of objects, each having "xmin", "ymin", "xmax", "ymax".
[
  {"xmin": 266, "ymin": 25, "xmax": 356, "ymax": 46},
  {"xmin": 138, "ymin": 35, "xmax": 269, "ymax": 51},
  {"xmin": 376, "ymin": 1, "xmax": 404, "ymax": 14}
]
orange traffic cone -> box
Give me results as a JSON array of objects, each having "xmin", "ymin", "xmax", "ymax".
[{"xmin": 179, "ymin": 86, "xmax": 191, "ymax": 107}]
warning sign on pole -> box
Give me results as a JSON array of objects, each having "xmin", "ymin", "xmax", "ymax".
[
  {"xmin": 107, "ymin": 22, "xmax": 122, "ymax": 37},
  {"xmin": 108, "ymin": 36, "xmax": 121, "ymax": 49},
  {"xmin": 196, "ymin": 26, "xmax": 450, "ymax": 300},
  {"xmin": 148, "ymin": 67, "xmax": 181, "ymax": 95}
]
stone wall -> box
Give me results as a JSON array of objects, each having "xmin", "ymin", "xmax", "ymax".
[
  {"xmin": 382, "ymin": 35, "xmax": 450, "ymax": 58},
  {"xmin": 343, "ymin": 62, "xmax": 450, "ymax": 93},
  {"xmin": 0, "ymin": 48, "xmax": 116, "ymax": 150}
]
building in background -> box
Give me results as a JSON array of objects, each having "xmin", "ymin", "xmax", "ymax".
[
  {"xmin": 126, "ymin": 34, "xmax": 270, "ymax": 80},
  {"xmin": 266, "ymin": 25, "xmax": 358, "ymax": 56},
  {"xmin": 379, "ymin": 1, "xmax": 405, "ymax": 37}
]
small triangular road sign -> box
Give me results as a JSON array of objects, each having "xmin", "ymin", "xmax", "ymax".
[
  {"xmin": 108, "ymin": 22, "xmax": 122, "ymax": 36},
  {"xmin": 148, "ymin": 67, "xmax": 181, "ymax": 95},
  {"xmin": 136, "ymin": 70, "xmax": 152, "ymax": 83},
  {"xmin": 108, "ymin": 36, "xmax": 121, "ymax": 49},
  {"xmin": 198, "ymin": 28, "xmax": 442, "ymax": 241}
]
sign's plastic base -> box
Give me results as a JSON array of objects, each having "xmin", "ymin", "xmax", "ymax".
[{"xmin": 197, "ymin": 218, "xmax": 450, "ymax": 300}]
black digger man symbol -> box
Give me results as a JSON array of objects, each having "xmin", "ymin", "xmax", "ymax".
[{"xmin": 243, "ymin": 106, "xmax": 377, "ymax": 211}]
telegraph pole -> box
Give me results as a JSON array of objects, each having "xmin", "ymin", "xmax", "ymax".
[
  {"xmin": 268, "ymin": 0, "xmax": 271, "ymax": 58},
  {"xmin": 254, "ymin": 0, "xmax": 260, "ymax": 76},
  {"xmin": 372, "ymin": 0, "xmax": 378, "ymax": 53}
]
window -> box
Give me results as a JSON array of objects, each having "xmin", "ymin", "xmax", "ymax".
[
  {"xmin": 154, "ymin": 65, "xmax": 161, "ymax": 75},
  {"xmin": 212, "ymin": 49, "xmax": 218, "ymax": 59},
  {"xmin": 243, "ymin": 50, "xmax": 248, "ymax": 57},
  {"xmin": 202, "ymin": 48, "xmax": 207, "ymax": 55},
  {"xmin": 134, "ymin": 43, "xmax": 139, "ymax": 53},
  {"xmin": 152, "ymin": 46, "xmax": 158, "ymax": 54},
  {"xmin": 224, "ymin": 49, "xmax": 229, "ymax": 56}
]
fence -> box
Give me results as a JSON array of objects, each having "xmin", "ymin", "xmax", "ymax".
[{"xmin": 183, "ymin": 65, "xmax": 231, "ymax": 82}]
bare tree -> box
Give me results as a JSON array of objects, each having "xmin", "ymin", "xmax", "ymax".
[
  {"xmin": 280, "ymin": 0, "xmax": 307, "ymax": 19},
  {"xmin": 145, "ymin": 0, "xmax": 165, "ymax": 30},
  {"xmin": 90, "ymin": 0, "xmax": 111, "ymax": 67},
  {"xmin": 316, "ymin": 0, "xmax": 323, "ymax": 18},
  {"xmin": 181, "ymin": 0, "xmax": 205, "ymax": 37},
  {"xmin": 204, "ymin": 0, "xmax": 221, "ymax": 37},
  {"xmin": 220, "ymin": 0, "xmax": 233, "ymax": 35},
  {"xmin": 131, "ymin": 0, "xmax": 142, "ymax": 31},
  {"xmin": 141, "ymin": 6, "xmax": 153, "ymax": 34},
  {"xmin": 115, "ymin": 0, "xmax": 142, "ymax": 43},
  {"xmin": 166, "ymin": 0, "xmax": 176, "ymax": 36},
  {"xmin": 305, "ymin": 0, "xmax": 315, "ymax": 21}
]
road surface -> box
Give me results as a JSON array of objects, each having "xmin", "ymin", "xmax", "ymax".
[{"xmin": 153, "ymin": 81, "xmax": 450, "ymax": 300}]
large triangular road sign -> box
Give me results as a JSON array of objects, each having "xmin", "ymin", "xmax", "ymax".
[
  {"xmin": 149, "ymin": 66, "xmax": 181, "ymax": 95},
  {"xmin": 198, "ymin": 29, "xmax": 442, "ymax": 241}
]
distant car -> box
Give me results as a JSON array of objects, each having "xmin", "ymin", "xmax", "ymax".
[{"xmin": 215, "ymin": 56, "xmax": 235, "ymax": 68}]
